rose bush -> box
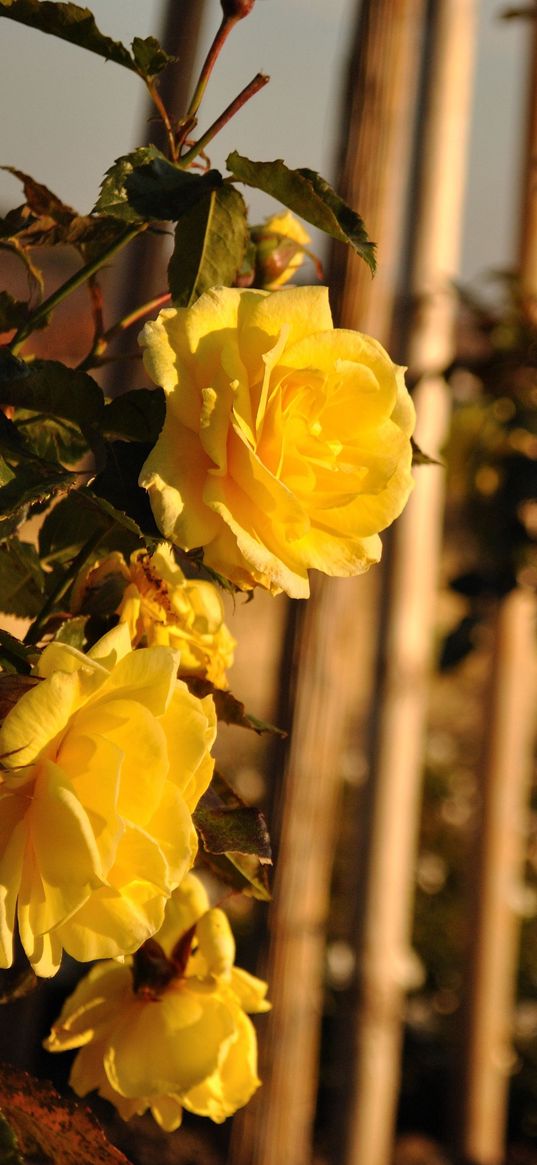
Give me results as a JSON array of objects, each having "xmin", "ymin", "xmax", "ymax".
[
  {"xmin": 139, "ymin": 285, "xmax": 415, "ymax": 597},
  {"xmin": 45, "ymin": 873, "xmax": 270, "ymax": 1129},
  {"xmin": 72, "ymin": 543, "xmax": 235, "ymax": 689},
  {"xmin": 0, "ymin": 625, "xmax": 216, "ymax": 976}
]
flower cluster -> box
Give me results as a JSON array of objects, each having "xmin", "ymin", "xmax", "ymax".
[
  {"xmin": 46, "ymin": 874, "xmax": 270, "ymax": 1129},
  {"xmin": 139, "ymin": 285, "xmax": 415, "ymax": 598},
  {"xmin": 0, "ymin": 275, "xmax": 415, "ymax": 1132},
  {"xmin": 72, "ymin": 543, "xmax": 235, "ymax": 689},
  {"xmin": 0, "ymin": 625, "xmax": 216, "ymax": 976}
]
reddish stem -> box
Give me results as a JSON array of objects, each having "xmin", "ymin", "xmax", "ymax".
[{"xmin": 180, "ymin": 73, "xmax": 270, "ymax": 167}]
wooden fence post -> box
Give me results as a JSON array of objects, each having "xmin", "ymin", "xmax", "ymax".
[
  {"xmin": 344, "ymin": 6, "xmax": 478, "ymax": 1165},
  {"xmin": 457, "ymin": 21, "xmax": 537, "ymax": 1165},
  {"xmin": 229, "ymin": 4, "xmax": 426, "ymax": 1163}
]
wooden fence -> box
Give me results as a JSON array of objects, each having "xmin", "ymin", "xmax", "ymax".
[{"xmin": 114, "ymin": 3, "xmax": 537, "ymax": 1163}]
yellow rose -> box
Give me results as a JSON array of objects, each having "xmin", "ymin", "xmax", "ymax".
[
  {"xmin": 45, "ymin": 873, "xmax": 270, "ymax": 1129},
  {"xmin": 72, "ymin": 543, "xmax": 235, "ymax": 689},
  {"xmin": 0, "ymin": 625, "xmax": 216, "ymax": 976},
  {"xmin": 251, "ymin": 211, "xmax": 311, "ymax": 289},
  {"xmin": 139, "ymin": 285, "xmax": 415, "ymax": 597}
]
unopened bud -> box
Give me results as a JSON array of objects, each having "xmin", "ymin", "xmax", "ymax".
[
  {"xmin": 221, "ymin": 0, "xmax": 255, "ymax": 19},
  {"xmin": 251, "ymin": 211, "xmax": 312, "ymax": 290}
]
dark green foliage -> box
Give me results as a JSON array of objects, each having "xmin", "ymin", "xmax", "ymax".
[
  {"xmin": 0, "ymin": 358, "xmax": 104, "ymax": 435},
  {"xmin": 227, "ymin": 152, "xmax": 376, "ymax": 271},
  {"xmin": 0, "ymin": 630, "xmax": 37, "ymax": 675},
  {"xmin": 38, "ymin": 491, "xmax": 141, "ymax": 568},
  {"xmin": 95, "ymin": 150, "xmax": 223, "ymax": 224},
  {"xmin": 0, "ymin": 415, "xmax": 73, "ymax": 538},
  {"xmin": 187, "ymin": 676, "xmax": 286, "ymax": 737},
  {"xmin": 168, "ymin": 185, "xmax": 249, "ymax": 305},
  {"xmin": 94, "ymin": 146, "xmax": 167, "ymax": 222},
  {"xmin": 91, "ymin": 442, "xmax": 159, "ymax": 538},
  {"xmin": 194, "ymin": 773, "xmax": 272, "ymax": 901},
  {"xmin": 0, "ymin": 539, "xmax": 45, "ymax": 617},
  {"xmin": 0, "ymin": 292, "xmax": 31, "ymax": 330},
  {"xmin": 125, "ymin": 159, "xmax": 223, "ymax": 222},
  {"xmin": 102, "ymin": 388, "xmax": 165, "ymax": 444},
  {"xmin": 0, "ymin": 1, "xmax": 172, "ymax": 80}
]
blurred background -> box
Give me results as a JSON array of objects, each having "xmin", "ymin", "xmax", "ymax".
[{"xmin": 1, "ymin": 2, "xmax": 537, "ymax": 1165}]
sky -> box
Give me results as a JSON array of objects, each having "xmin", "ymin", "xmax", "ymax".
[{"xmin": 0, "ymin": 0, "xmax": 531, "ymax": 282}]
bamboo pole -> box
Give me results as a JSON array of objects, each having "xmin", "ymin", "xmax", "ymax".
[
  {"xmin": 458, "ymin": 594, "xmax": 537, "ymax": 1165},
  {"xmin": 457, "ymin": 23, "xmax": 537, "ymax": 1165},
  {"xmin": 231, "ymin": 577, "xmax": 373, "ymax": 1165},
  {"xmin": 344, "ymin": 6, "xmax": 478, "ymax": 1165},
  {"xmin": 230, "ymin": 6, "xmax": 427, "ymax": 1164},
  {"xmin": 330, "ymin": 0, "xmax": 427, "ymax": 342}
]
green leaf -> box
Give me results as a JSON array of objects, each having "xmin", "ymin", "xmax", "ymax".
[
  {"xmin": 0, "ymin": 1064, "xmax": 133, "ymax": 1165},
  {"xmin": 198, "ymin": 849, "xmax": 271, "ymax": 901},
  {"xmin": 131, "ymin": 35, "xmax": 174, "ymax": 80},
  {"xmin": 0, "ymin": 630, "xmax": 38, "ymax": 675},
  {"xmin": 186, "ymin": 677, "xmax": 286, "ymax": 737},
  {"xmin": 0, "ymin": 4, "xmax": 173, "ymax": 80},
  {"xmin": 102, "ymin": 388, "xmax": 165, "ymax": 443},
  {"xmin": 0, "ymin": 359, "xmax": 104, "ymax": 428},
  {"xmin": 0, "ymin": 291, "xmax": 30, "ymax": 330},
  {"xmin": 0, "ymin": 416, "xmax": 73, "ymax": 538},
  {"xmin": 125, "ymin": 159, "xmax": 223, "ymax": 223},
  {"xmin": 195, "ymin": 797, "xmax": 272, "ymax": 858},
  {"xmin": 96, "ymin": 152, "xmax": 224, "ymax": 226},
  {"xmin": 39, "ymin": 490, "xmax": 141, "ymax": 566},
  {"xmin": 94, "ymin": 146, "xmax": 164, "ymax": 223},
  {"xmin": 411, "ymin": 437, "xmax": 444, "ymax": 467},
  {"xmin": 0, "ymin": 0, "xmax": 136, "ymax": 71},
  {"xmin": 0, "ymin": 359, "xmax": 104, "ymax": 466},
  {"xmin": 14, "ymin": 413, "xmax": 90, "ymax": 467},
  {"xmin": 53, "ymin": 615, "xmax": 88, "ymax": 649},
  {"xmin": 227, "ymin": 152, "xmax": 376, "ymax": 272},
  {"xmin": 194, "ymin": 772, "xmax": 271, "ymax": 900},
  {"xmin": 0, "ymin": 539, "xmax": 45, "ymax": 617},
  {"xmin": 0, "ymin": 351, "xmax": 30, "ymax": 385},
  {"xmin": 0, "ymin": 463, "xmax": 71, "ymax": 538},
  {"xmin": 168, "ymin": 186, "xmax": 248, "ymax": 305},
  {"xmin": 91, "ymin": 442, "xmax": 159, "ymax": 536}
]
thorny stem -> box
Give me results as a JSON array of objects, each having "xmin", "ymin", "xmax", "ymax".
[
  {"xmin": 181, "ymin": 14, "xmax": 238, "ymax": 138},
  {"xmin": 77, "ymin": 291, "xmax": 171, "ymax": 371},
  {"xmin": 9, "ymin": 227, "xmax": 143, "ymax": 354},
  {"xmin": 146, "ymin": 78, "xmax": 178, "ymax": 162},
  {"xmin": 180, "ymin": 73, "xmax": 269, "ymax": 167},
  {"xmin": 24, "ymin": 528, "xmax": 107, "ymax": 645},
  {"xmin": 88, "ymin": 274, "xmax": 105, "ymax": 353}
]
